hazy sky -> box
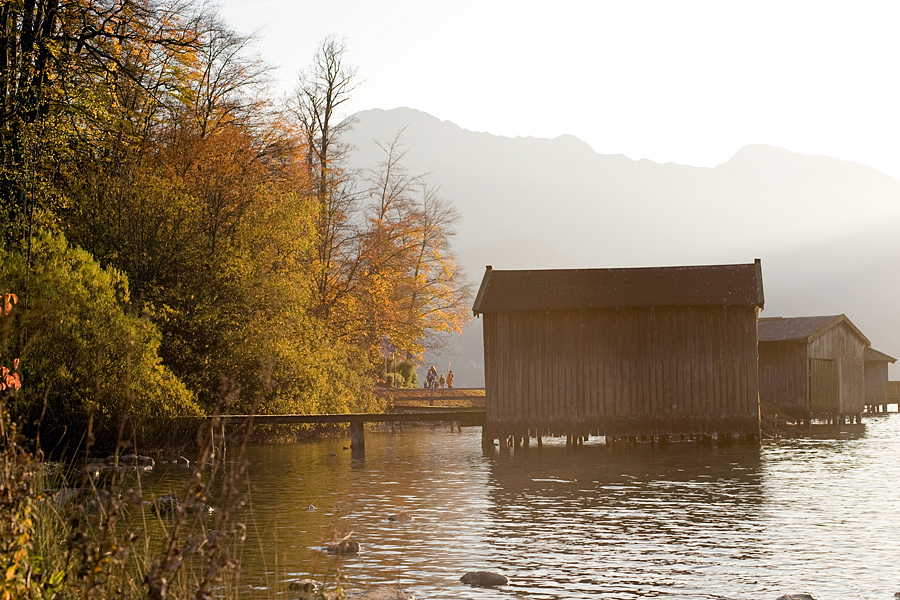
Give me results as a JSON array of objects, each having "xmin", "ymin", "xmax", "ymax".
[{"xmin": 216, "ymin": 1, "xmax": 900, "ymax": 180}]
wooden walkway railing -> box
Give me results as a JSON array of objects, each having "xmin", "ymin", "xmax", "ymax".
[{"xmin": 374, "ymin": 387, "xmax": 486, "ymax": 408}]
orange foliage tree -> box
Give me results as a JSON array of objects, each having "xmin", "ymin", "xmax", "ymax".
[
  {"xmin": 291, "ymin": 40, "xmax": 472, "ymax": 380},
  {"xmin": 354, "ymin": 134, "xmax": 473, "ymax": 367}
]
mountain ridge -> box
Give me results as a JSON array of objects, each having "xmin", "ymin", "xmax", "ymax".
[
  {"xmin": 342, "ymin": 107, "xmax": 900, "ymax": 386},
  {"xmin": 351, "ymin": 108, "xmax": 900, "ymax": 183}
]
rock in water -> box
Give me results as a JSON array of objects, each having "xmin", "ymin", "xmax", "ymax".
[
  {"xmin": 387, "ymin": 512, "xmax": 412, "ymax": 522},
  {"xmin": 325, "ymin": 539, "xmax": 360, "ymax": 555},
  {"xmin": 776, "ymin": 595, "xmax": 816, "ymax": 600},
  {"xmin": 460, "ymin": 571, "xmax": 509, "ymax": 587},
  {"xmin": 151, "ymin": 492, "xmax": 182, "ymax": 517},
  {"xmin": 120, "ymin": 453, "xmax": 155, "ymax": 468},
  {"xmin": 151, "ymin": 492, "xmax": 212, "ymax": 517},
  {"xmin": 288, "ymin": 578, "xmax": 322, "ymax": 592}
]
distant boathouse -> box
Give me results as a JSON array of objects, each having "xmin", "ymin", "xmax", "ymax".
[
  {"xmin": 472, "ymin": 260, "xmax": 765, "ymax": 446},
  {"xmin": 757, "ymin": 314, "xmax": 869, "ymax": 423},
  {"xmin": 864, "ymin": 347, "xmax": 897, "ymax": 414}
]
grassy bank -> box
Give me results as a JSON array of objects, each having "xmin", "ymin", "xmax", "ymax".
[{"xmin": 0, "ymin": 398, "xmax": 353, "ymax": 600}]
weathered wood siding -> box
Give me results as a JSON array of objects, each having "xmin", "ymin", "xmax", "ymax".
[
  {"xmin": 889, "ymin": 381, "xmax": 900, "ymax": 402},
  {"xmin": 482, "ymin": 305, "xmax": 760, "ymax": 439},
  {"xmin": 808, "ymin": 358, "xmax": 840, "ymax": 414},
  {"xmin": 758, "ymin": 342, "xmax": 808, "ymax": 414},
  {"xmin": 865, "ymin": 361, "xmax": 889, "ymax": 407},
  {"xmin": 807, "ymin": 321, "xmax": 866, "ymax": 414}
]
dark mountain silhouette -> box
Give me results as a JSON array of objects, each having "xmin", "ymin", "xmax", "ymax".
[{"xmin": 343, "ymin": 107, "xmax": 900, "ymax": 386}]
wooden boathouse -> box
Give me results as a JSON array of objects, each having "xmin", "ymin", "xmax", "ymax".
[
  {"xmin": 758, "ymin": 314, "xmax": 869, "ymax": 423},
  {"xmin": 864, "ymin": 348, "xmax": 896, "ymax": 413},
  {"xmin": 889, "ymin": 382, "xmax": 900, "ymax": 412},
  {"xmin": 472, "ymin": 260, "xmax": 765, "ymax": 446}
]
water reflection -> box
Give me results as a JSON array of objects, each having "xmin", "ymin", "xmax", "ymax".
[
  {"xmin": 141, "ymin": 416, "xmax": 900, "ymax": 600},
  {"xmin": 482, "ymin": 442, "xmax": 765, "ymax": 599}
]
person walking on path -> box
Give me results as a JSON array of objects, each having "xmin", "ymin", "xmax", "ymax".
[
  {"xmin": 438, "ymin": 374, "xmax": 445, "ymax": 388},
  {"xmin": 447, "ymin": 371, "xmax": 454, "ymax": 388}
]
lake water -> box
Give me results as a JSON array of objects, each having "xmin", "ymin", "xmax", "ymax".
[{"xmin": 149, "ymin": 414, "xmax": 900, "ymax": 600}]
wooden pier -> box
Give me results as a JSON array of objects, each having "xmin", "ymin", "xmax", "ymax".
[{"xmin": 202, "ymin": 405, "xmax": 485, "ymax": 454}]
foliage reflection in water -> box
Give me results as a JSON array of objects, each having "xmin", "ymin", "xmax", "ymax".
[{"xmin": 145, "ymin": 416, "xmax": 900, "ymax": 600}]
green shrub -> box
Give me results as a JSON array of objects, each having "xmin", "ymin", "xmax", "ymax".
[{"xmin": 0, "ymin": 230, "xmax": 200, "ymax": 451}]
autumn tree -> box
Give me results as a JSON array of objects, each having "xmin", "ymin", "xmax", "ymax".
[
  {"xmin": 0, "ymin": 3, "xmax": 471, "ymax": 433},
  {"xmin": 290, "ymin": 35, "xmax": 360, "ymax": 321},
  {"xmin": 290, "ymin": 40, "xmax": 471, "ymax": 379},
  {"xmin": 404, "ymin": 183, "xmax": 473, "ymax": 350},
  {"xmin": 289, "ymin": 36, "xmax": 472, "ymax": 379},
  {"xmin": 352, "ymin": 133, "xmax": 473, "ymax": 370},
  {"xmin": 59, "ymin": 14, "xmax": 375, "ymax": 415},
  {"xmin": 0, "ymin": 0, "xmax": 201, "ymax": 245},
  {"xmin": 353, "ymin": 134, "xmax": 421, "ymax": 356},
  {"xmin": 59, "ymin": 10, "xmax": 328, "ymax": 410}
]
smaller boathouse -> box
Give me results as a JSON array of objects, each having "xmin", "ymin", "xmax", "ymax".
[
  {"xmin": 864, "ymin": 347, "xmax": 896, "ymax": 414},
  {"xmin": 758, "ymin": 314, "xmax": 869, "ymax": 423}
]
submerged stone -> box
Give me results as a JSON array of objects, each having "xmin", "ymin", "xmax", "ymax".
[
  {"xmin": 325, "ymin": 539, "xmax": 360, "ymax": 555},
  {"xmin": 288, "ymin": 578, "xmax": 321, "ymax": 592},
  {"xmin": 151, "ymin": 492, "xmax": 182, "ymax": 517},
  {"xmin": 151, "ymin": 492, "xmax": 212, "ymax": 517},
  {"xmin": 460, "ymin": 571, "xmax": 509, "ymax": 587},
  {"xmin": 387, "ymin": 512, "xmax": 412, "ymax": 522}
]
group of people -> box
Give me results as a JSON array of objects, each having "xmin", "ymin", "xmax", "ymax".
[{"xmin": 425, "ymin": 365, "xmax": 453, "ymax": 389}]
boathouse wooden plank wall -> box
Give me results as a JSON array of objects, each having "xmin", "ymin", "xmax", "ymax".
[
  {"xmin": 809, "ymin": 321, "xmax": 866, "ymax": 415},
  {"xmin": 865, "ymin": 360, "xmax": 889, "ymax": 407},
  {"xmin": 808, "ymin": 358, "xmax": 840, "ymax": 415},
  {"xmin": 889, "ymin": 381, "xmax": 900, "ymax": 405},
  {"xmin": 474, "ymin": 261, "xmax": 765, "ymax": 442},
  {"xmin": 757, "ymin": 341, "xmax": 808, "ymax": 415},
  {"xmin": 864, "ymin": 348, "xmax": 896, "ymax": 410},
  {"xmin": 482, "ymin": 305, "xmax": 760, "ymax": 438}
]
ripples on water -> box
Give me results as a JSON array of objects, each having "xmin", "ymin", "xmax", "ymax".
[{"xmin": 149, "ymin": 415, "xmax": 900, "ymax": 600}]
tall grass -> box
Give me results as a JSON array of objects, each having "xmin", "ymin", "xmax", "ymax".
[{"xmin": 0, "ymin": 378, "xmax": 278, "ymax": 600}]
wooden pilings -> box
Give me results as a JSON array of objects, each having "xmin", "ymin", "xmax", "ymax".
[{"xmin": 478, "ymin": 430, "xmax": 757, "ymax": 452}]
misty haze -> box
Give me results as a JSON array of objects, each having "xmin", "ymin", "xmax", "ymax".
[{"xmin": 343, "ymin": 107, "xmax": 900, "ymax": 387}]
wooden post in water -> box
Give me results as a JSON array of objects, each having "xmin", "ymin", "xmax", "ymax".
[
  {"xmin": 481, "ymin": 429, "xmax": 494, "ymax": 452},
  {"xmin": 349, "ymin": 420, "xmax": 365, "ymax": 452}
]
